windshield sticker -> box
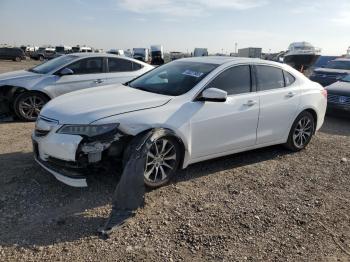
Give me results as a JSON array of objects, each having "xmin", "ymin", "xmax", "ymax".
[{"xmin": 182, "ymin": 69, "xmax": 204, "ymax": 78}]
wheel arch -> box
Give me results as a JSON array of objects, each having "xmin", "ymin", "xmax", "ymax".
[
  {"xmin": 13, "ymin": 88, "xmax": 52, "ymax": 103},
  {"xmin": 133, "ymin": 127, "xmax": 187, "ymax": 169},
  {"xmin": 303, "ymin": 108, "xmax": 318, "ymax": 133}
]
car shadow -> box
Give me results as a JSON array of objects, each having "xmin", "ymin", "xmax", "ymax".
[
  {"xmin": 0, "ymin": 144, "xmax": 293, "ymax": 248},
  {"xmin": 173, "ymin": 144, "xmax": 292, "ymax": 184},
  {"xmin": 320, "ymin": 115, "xmax": 350, "ymax": 137},
  {"xmin": 0, "ymin": 151, "xmax": 120, "ymax": 247}
]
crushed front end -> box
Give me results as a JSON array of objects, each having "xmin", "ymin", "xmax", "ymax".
[{"xmin": 32, "ymin": 116, "xmax": 130, "ymax": 187}]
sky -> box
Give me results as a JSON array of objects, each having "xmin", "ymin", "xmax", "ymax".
[{"xmin": 0, "ymin": 0, "xmax": 349, "ymax": 55}]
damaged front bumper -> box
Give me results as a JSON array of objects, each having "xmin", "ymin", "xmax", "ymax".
[{"xmin": 32, "ymin": 122, "xmax": 127, "ymax": 187}]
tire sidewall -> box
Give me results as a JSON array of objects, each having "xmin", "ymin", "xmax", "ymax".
[
  {"xmin": 287, "ymin": 111, "xmax": 315, "ymax": 151},
  {"xmin": 14, "ymin": 92, "xmax": 49, "ymax": 121},
  {"xmin": 123, "ymin": 129, "xmax": 182, "ymax": 188}
]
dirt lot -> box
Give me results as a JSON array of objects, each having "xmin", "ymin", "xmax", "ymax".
[{"xmin": 0, "ymin": 60, "xmax": 349, "ymax": 261}]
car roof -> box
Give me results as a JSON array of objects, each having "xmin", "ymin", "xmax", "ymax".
[
  {"xmin": 177, "ymin": 56, "xmax": 281, "ymax": 66},
  {"xmin": 334, "ymin": 58, "xmax": 350, "ymax": 62},
  {"xmin": 68, "ymin": 53, "xmax": 150, "ymax": 65}
]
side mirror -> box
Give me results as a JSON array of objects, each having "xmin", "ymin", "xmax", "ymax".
[
  {"xmin": 59, "ymin": 68, "xmax": 74, "ymax": 76},
  {"xmin": 198, "ymin": 87, "xmax": 227, "ymax": 102}
]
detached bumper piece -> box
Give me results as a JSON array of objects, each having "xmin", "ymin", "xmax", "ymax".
[
  {"xmin": 33, "ymin": 140, "xmax": 88, "ymax": 187},
  {"xmin": 99, "ymin": 131, "xmax": 152, "ymax": 238}
]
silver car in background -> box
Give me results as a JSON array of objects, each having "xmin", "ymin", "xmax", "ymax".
[{"xmin": 0, "ymin": 53, "xmax": 153, "ymax": 121}]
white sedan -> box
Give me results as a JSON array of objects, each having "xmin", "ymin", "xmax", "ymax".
[
  {"xmin": 32, "ymin": 57, "xmax": 327, "ymax": 188},
  {"xmin": 0, "ymin": 53, "xmax": 153, "ymax": 121}
]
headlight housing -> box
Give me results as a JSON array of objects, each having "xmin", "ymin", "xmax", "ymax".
[{"xmin": 57, "ymin": 123, "xmax": 119, "ymax": 137}]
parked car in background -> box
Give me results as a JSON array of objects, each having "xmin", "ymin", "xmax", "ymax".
[
  {"xmin": 32, "ymin": 57, "xmax": 327, "ymax": 188},
  {"xmin": 325, "ymin": 75, "xmax": 350, "ymax": 113},
  {"xmin": 55, "ymin": 45, "xmax": 72, "ymax": 55},
  {"xmin": 310, "ymin": 58, "xmax": 350, "ymax": 86},
  {"xmin": 30, "ymin": 47, "xmax": 57, "ymax": 61},
  {"xmin": 0, "ymin": 53, "xmax": 153, "ymax": 121},
  {"xmin": 311, "ymin": 56, "xmax": 339, "ymax": 70},
  {"xmin": 0, "ymin": 47, "xmax": 26, "ymax": 62}
]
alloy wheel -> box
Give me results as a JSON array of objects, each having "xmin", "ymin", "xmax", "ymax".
[
  {"xmin": 144, "ymin": 138, "xmax": 177, "ymax": 184},
  {"xmin": 292, "ymin": 116, "xmax": 313, "ymax": 148},
  {"xmin": 18, "ymin": 95, "xmax": 45, "ymax": 120}
]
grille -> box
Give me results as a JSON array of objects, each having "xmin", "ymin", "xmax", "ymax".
[{"xmin": 328, "ymin": 94, "xmax": 350, "ymax": 106}]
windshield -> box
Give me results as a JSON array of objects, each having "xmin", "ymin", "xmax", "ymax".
[
  {"xmin": 128, "ymin": 61, "xmax": 218, "ymax": 96},
  {"xmin": 341, "ymin": 75, "xmax": 350, "ymax": 82},
  {"xmin": 325, "ymin": 60, "xmax": 350, "ymax": 70},
  {"xmin": 28, "ymin": 55, "xmax": 78, "ymax": 74}
]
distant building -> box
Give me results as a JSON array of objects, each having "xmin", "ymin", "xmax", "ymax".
[{"xmin": 238, "ymin": 47, "xmax": 262, "ymax": 58}]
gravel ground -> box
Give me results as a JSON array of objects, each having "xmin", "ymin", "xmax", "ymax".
[{"xmin": 0, "ymin": 60, "xmax": 349, "ymax": 261}]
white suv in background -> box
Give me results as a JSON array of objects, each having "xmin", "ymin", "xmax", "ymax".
[
  {"xmin": 32, "ymin": 57, "xmax": 327, "ymax": 188},
  {"xmin": 0, "ymin": 53, "xmax": 153, "ymax": 121}
]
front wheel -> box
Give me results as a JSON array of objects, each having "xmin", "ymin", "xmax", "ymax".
[
  {"xmin": 13, "ymin": 92, "xmax": 49, "ymax": 121},
  {"xmin": 284, "ymin": 111, "xmax": 315, "ymax": 151},
  {"xmin": 123, "ymin": 130, "xmax": 181, "ymax": 188}
]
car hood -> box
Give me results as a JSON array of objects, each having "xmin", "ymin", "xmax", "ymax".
[
  {"xmin": 40, "ymin": 84, "xmax": 172, "ymax": 124},
  {"xmin": 326, "ymin": 81, "xmax": 350, "ymax": 96},
  {"xmin": 314, "ymin": 68, "xmax": 350, "ymax": 74},
  {"xmin": 0, "ymin": 70, "xmax": 45, "ymax": 88},
  {"xmin": 0, "ymin": 70, "xmax": 42, "ymax": 81}
]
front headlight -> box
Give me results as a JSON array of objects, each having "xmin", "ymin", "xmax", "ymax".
[{"xmin": 57, "ymin": 123, "xmax": 119, "ymax": 137}]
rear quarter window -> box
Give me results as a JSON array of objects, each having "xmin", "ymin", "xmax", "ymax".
[
  {"xmin": 256, "ymin": 65, "xmax": 285, "ymax": 91},
  {"xmin": 283, "ymin": 71, "xmax": 296, "ymax": 86}
]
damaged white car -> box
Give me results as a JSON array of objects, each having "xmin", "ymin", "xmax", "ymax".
[{"xmin": 32, "ymin": 57, "xmax": 327, "ymax": 188}]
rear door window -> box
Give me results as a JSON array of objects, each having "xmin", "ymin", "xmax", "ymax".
[
  {"xmin": 132, "ymin": 62, "xmax": 143, "ymax": 70},
  {"xmin": 108, "ymin": 58, "xmax": 133, "ymax": 72},
  {"xmin": 207, "ymin": 65, "xmax": 251, "ymax": 95},
  {"xmin": 66, "ymin": 57, "xmax": 103, "ymax": 74},
  {"xmin": 256, "ymin": 65, "xmax": 285, "ymax": 91}
]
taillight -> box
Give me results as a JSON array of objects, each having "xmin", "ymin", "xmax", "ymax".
[{"xmin": 321, "ymin": 89, "xmax": 327, "ymax": 99}]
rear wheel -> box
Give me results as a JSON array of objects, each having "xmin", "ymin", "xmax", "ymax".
[
  {"xmin": 14, "ymin": 92, "xmax": 49, "ymax": 121},
  {"xmin": 284, "ymin": 111, "xmax": 315, "ymax": 151},
  {"xmin": 39, "ymin": 55, "xmax": 44, "ymax": 61}
]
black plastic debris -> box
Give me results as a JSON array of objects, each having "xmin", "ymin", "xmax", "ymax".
[{"xmin": 98, "ymin": 131, "xmax": 152, "ymax": 238}]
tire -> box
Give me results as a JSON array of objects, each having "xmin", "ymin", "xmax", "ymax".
[
  {"xmin": 284, "ymin": 111, "xmax": 315, "ymax": 151},
  {"xmin": 39, "ymin": 55, "xmax": 44, "ymax": 61},
  {"xmin": 15, "ymin": 56, "xmax": 21, "ymax": 62},
  {"xmin": 13, "ymin": 92, "xmax": 49, "ymax": 121},
  {"xmin": 123, "ymin": 129, "xmax": 182, "ymax": 188}
]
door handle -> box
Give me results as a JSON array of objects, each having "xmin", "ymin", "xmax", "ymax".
[
  {"xmin": 286, "ymin": 91, "xmax": 296, "ymax": 98},
  {"xmin": 94, "ymin": 79, "xmax": 104, "ymax": 84},
  {"xmin": 244, "ymin": 100, "xmax": 257, "ymax": 106}
]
